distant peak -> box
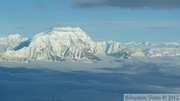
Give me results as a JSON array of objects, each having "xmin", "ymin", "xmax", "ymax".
[{"xmin": 8, "ymin": 34, "xmax": 21, "ymax": 38}]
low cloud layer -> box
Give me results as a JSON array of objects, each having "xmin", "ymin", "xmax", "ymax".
[
  {"xmin": 0, "ymin": 56, "xmax": 180, "ymax": 101},
  {"xmin": 73, "ymin": 0, "xmax": 180, "ymax": 9}
]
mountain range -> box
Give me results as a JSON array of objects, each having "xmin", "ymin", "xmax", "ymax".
[{"xmin": 0, "ymin": 27, "xmax": 179, "ymax": 63}]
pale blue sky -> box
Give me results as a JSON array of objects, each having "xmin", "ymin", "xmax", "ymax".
[{"xmin": 0, "ymin": 0, "xmax": 180, "ymax": 42}]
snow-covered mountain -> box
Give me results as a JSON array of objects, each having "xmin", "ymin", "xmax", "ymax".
[
  {"xmin": 3, "ymin": 27, "xmax": 101, "ymax": 62},
  {"xmin": 0, "ymin": 27, "xmax": 180, "ymax": 62}
]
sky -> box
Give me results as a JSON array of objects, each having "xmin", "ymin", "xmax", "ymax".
[{"xmin": 0, "ymin": 0, "xmax": 180, "ymax": 42}]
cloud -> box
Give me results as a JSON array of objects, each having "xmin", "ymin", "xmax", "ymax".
[
  {"xmin": 73, "ymin": 0, "xmax": 180, "ymax": 9},
  {"xmin": 147, "ymin": 26, "xmax": 171, "ymax": 30},
  {"xmin": 16, "ymin": 26, "xmax": 26, "ymax": 30},
  {"xmin": 54, "ymin": 0, "xmax": 64, "ymax": 2},
  {"xmin": 34, "ymin": 4, "xmax": 48, "ymax": 10},
  {"xmin": 1, "ymin": 56, "xmax": 180, "ymax": 101}
]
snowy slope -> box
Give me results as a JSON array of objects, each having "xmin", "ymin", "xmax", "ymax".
[{"xmin": 1, "ymin": 27, "xmax": 180, "ymax": 62}]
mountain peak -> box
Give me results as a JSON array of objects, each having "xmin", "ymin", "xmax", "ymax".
[
  {"xmin": 51, "ymin": 26, "xmax": 82, "ymax": 32},
  {"xmin": 7, "ymin": 34, "xmax": 28, "ymax": 43},
  {"xmin": 7, "ymin": 34, "xmax": 21, "ymax": 39},
  {"xmin": 32, "ymin": 26, "xmax": 92, "ymax": 44}
]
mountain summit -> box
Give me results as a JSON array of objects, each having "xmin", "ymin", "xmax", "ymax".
[
  {"xmin": 32, "ymin": 27, "xmax": 93, "ymax": 45},
  {"xmin": 1, "ymin": 27, "xmax": 180, "ymax": 62}
]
